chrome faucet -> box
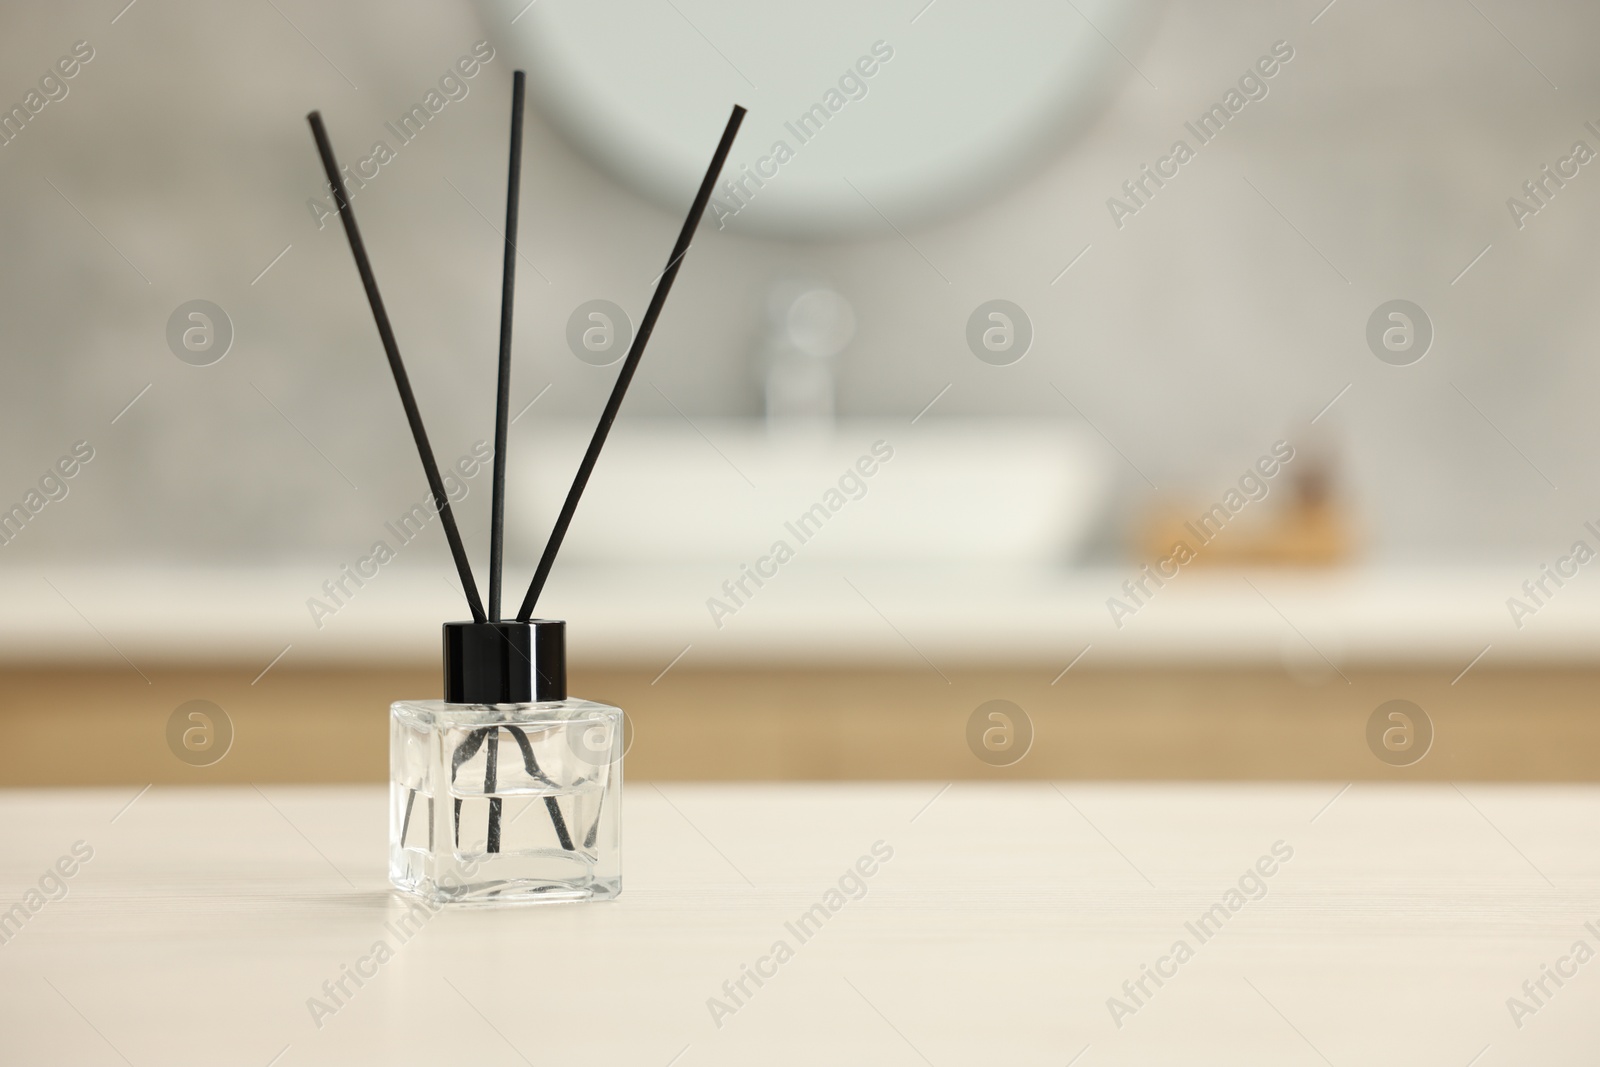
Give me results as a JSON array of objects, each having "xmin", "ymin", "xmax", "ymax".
[{"xmin": 760, "ymin": 282, "xmax": 855, "ymax": 427}]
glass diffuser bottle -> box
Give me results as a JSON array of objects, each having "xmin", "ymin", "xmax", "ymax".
[
  {"xmin": 390, "ymin": 620, "xmax": 622, "ymax": 903},
  {"xmin": 306, "ymin": 74, "xmax": 742, "ymax": 907}
]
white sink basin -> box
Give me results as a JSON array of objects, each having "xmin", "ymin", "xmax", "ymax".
[{"xmin": 510, "ymin": 419, "xmax": 1108, "ymax": 566}]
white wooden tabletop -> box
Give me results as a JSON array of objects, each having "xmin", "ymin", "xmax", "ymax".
[{"xmin": 1, "ymin": 783, "xmax": 1596, "ymax": 1065}]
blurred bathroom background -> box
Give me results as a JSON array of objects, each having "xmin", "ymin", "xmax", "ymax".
[{"xmin": 4, "ymin": 0, "xmax": 1599, "ymax": 784}]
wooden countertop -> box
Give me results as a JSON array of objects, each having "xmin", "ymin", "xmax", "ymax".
[{"xmin": 1, "ymin": 783, "xmax": 1595, "ymax": 1062}]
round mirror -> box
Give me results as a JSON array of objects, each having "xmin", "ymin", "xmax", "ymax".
[{"xmin": 484, "ymin": 0, "xmax": 1162, "ymax": 237}]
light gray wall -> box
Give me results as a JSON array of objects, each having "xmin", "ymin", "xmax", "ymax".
[{"xmin": 0, "ymin": 0, "xmax": 1595, "ymax": 572}]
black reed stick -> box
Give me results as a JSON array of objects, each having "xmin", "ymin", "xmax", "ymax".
[
  {"xmin": 484, "ymin": 726, "xmax": 501, "ymax": 852},
  {"xmin": 307, "ymin": 111, "xmax": 487, "ymax": 622},
  {"xmin": 488, "ymin": 72, "xmax": 526, "ymax": 621},
  {"xmin": 515, "ymin": 104, "xmax": 745, "ymax": 620}
]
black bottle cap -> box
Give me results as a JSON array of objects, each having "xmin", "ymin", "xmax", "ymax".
[{"xmin": 443, "ymin": 619, "xmax": 566, "ymax": 704}]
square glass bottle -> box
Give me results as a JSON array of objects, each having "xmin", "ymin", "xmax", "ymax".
[{"xmin": 388, "ymin": 620, "xmax": 622, "ymax": 904}]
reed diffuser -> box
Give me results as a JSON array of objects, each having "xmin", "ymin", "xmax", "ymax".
[{"xmin": 307, "ymin": 75, "xmax": 744, "ymax": 903}]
